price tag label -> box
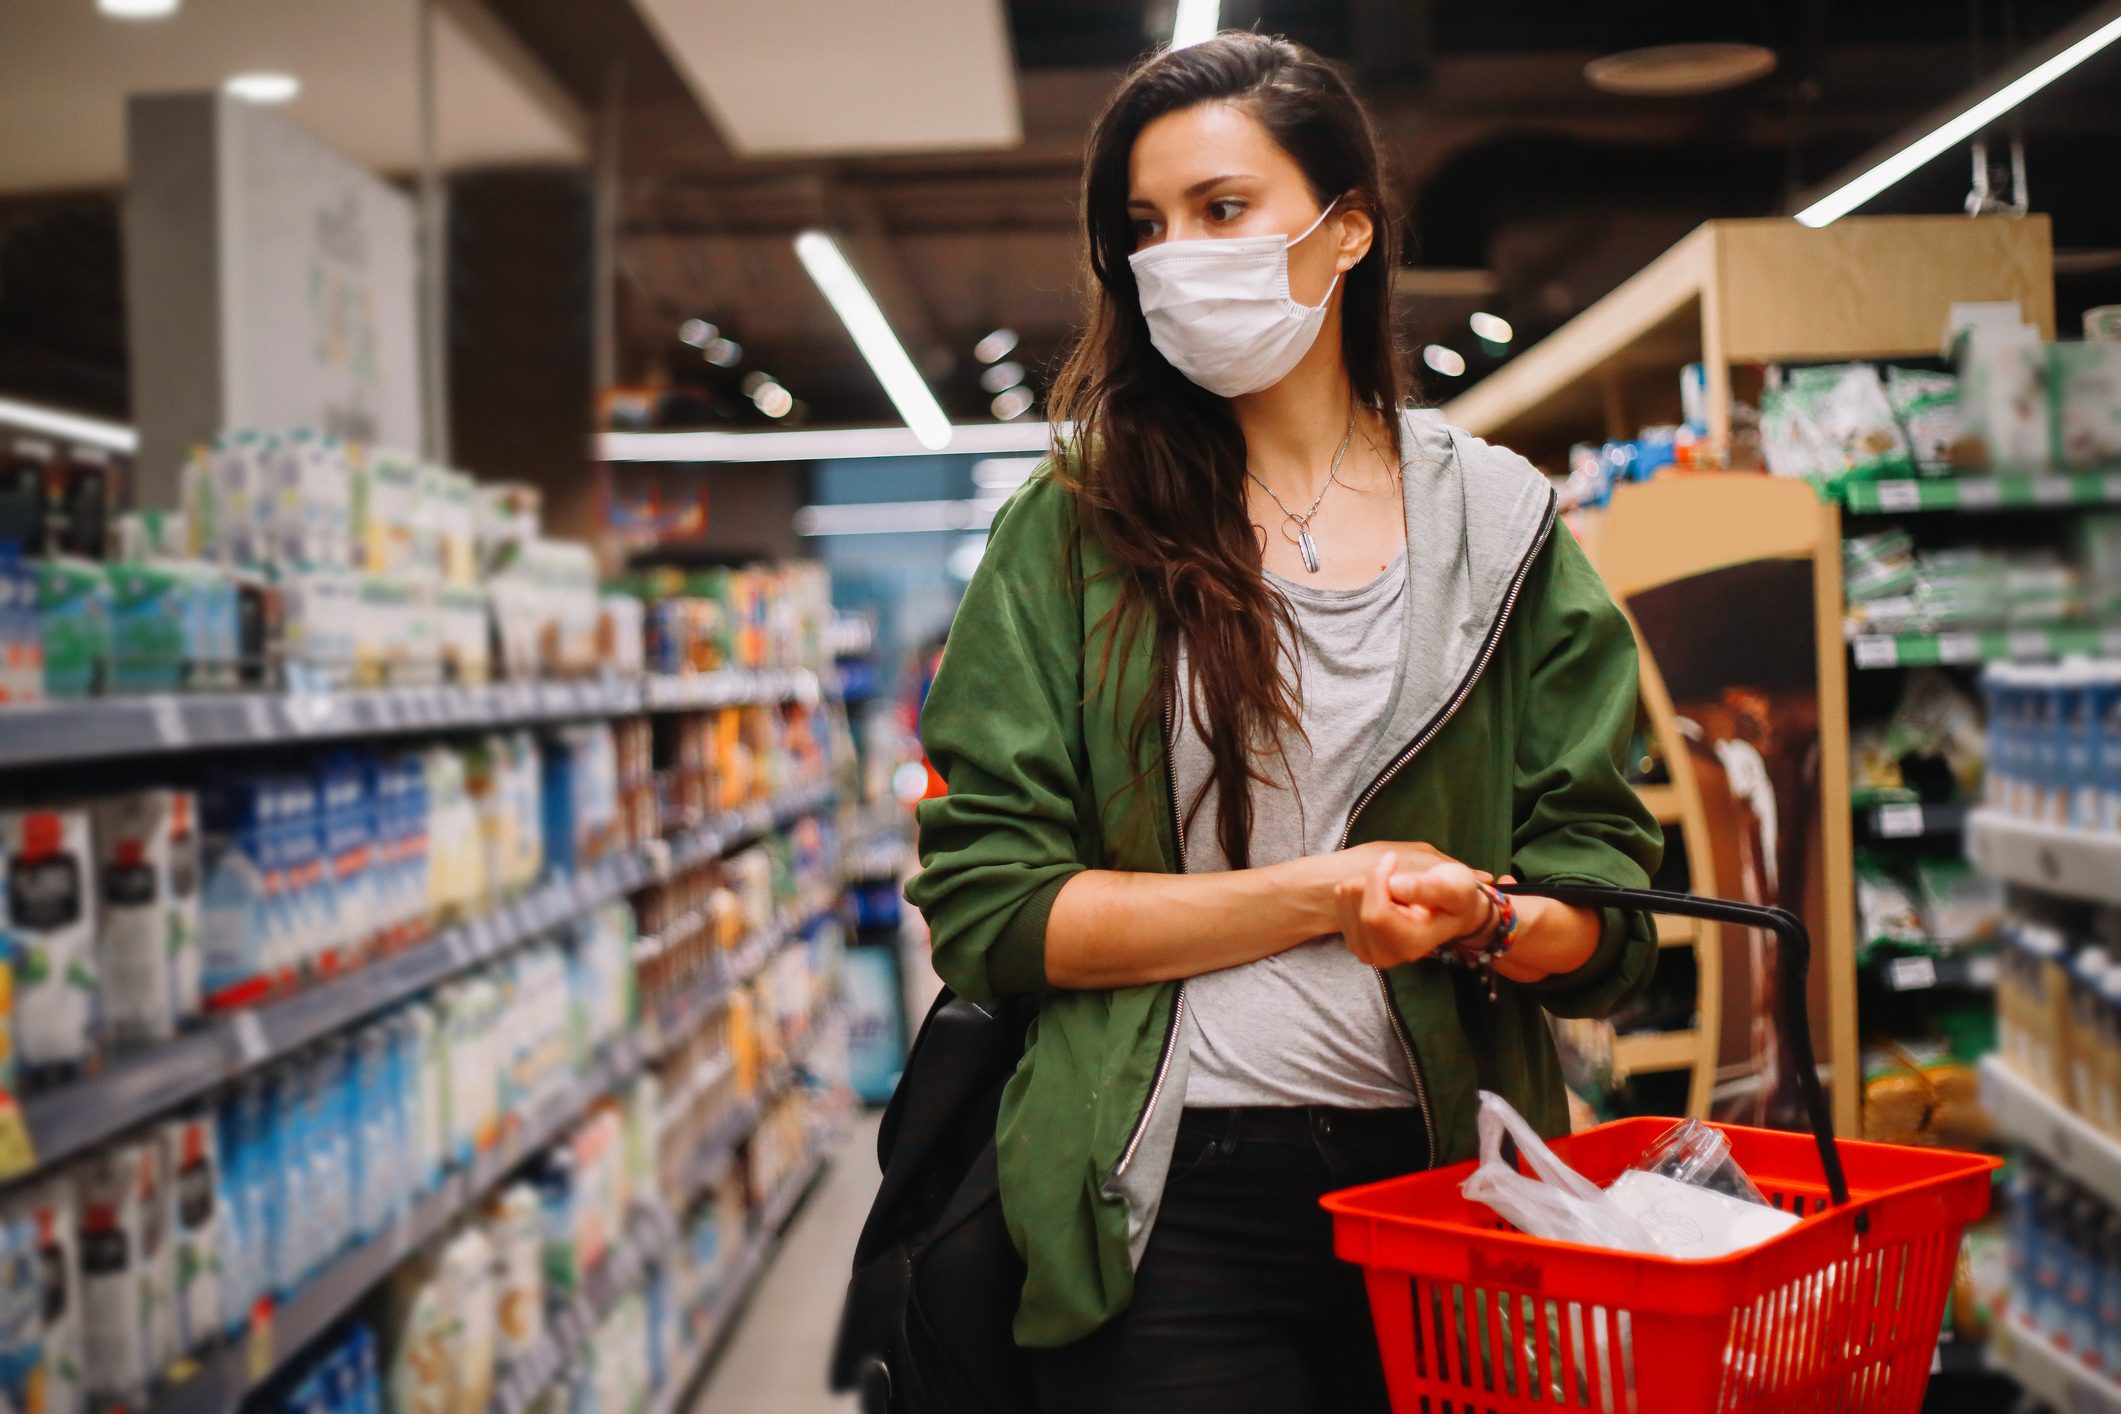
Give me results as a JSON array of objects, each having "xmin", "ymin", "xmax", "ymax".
[
  {"xmin": 1969, "ymin": 954, "xmax": 2000, "ymax": 988},
  {"xmin": 243, "ymin": 696, "xmax": 277, "ymax": 739},
  {"xmin": 1936, "ymin": 633, "xmax": 1980, "ymax": 664},
  {"xmin": 371, "ymin": 692, "xmax": 403, "ymax": 730},
  {"xmin": 1875, "ymin": 804, "xmax": 1924, "ymax": 838},
  {"xmin": 231, "ymin": 1010, "xmax": 270, "ymax": 1065},
  {"xmin": 1888, "ymin": 956, "xmax": 1938, "ymax": 992},
  {"xmin": 0, "ymin": 1097, "xmax": 39, "ymax": 1180},
  {"xmin": 2008, "ymin": 631, "xmax": 2050, "ymax": 659},
  {"xmin": 2033, "ymin": 477, "xmax": 2073, "ymax": 505},
  {"xmin": 2103, "ymin": 472, "xmax": 2121, "ymax": 503},
  {"xmin": 1951, "ymin": 479, "xmax": 1998, "ymax": 508},
  {"xmin": 1876, "ymin": 482, "xmax": 1921, "ymax": 511}
]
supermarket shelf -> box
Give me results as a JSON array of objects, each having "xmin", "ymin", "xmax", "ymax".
[
  {"xmin": 1967, "ymin": 809, "xmax": 2121, "ymax": 907},
  {"xmin": 1861, "ymin": 950, "xmax": 1998, "ymax": 993},
  {"xmin": 4, "ymin": 786, "xmax": 832, "ymax": 1191},
  {"xmin": 154, "ymin": 1038, "xmax": 646, "ymax": 1414},
  {"xmin": 0, "ymin": 668, "xmax": 822, "ymax": 770},
  {"xmin": 1611, "ymin": 1029, "xmax": 1701, "ymax": 1078},
  {"xmin": 667, "ymin": 779, "xmax": 837, "ymax": 872},
  {"xmin": 1981, "ymin": 1057, "xmax": 2121, "ymax": 1203},
  {"xmin": 1857, "ymin": 800, "xmax": 1970, "ymax": 840},
  {"xmin": 1991, "ymin": 1313, "xmax": 2121, "ymax": 1414},
  {"xmin": 642, "ymin": 909, "xmax": 832, "ymax": 1062},
  {"xmin": 491, "ymin": 1206, "xmax": 660, "ymax": 1414},
  {"xmin": 1842, "ymin": 470, "xmax": 2121, "ymax": 515},
  {"xmin": 1849, "ymin": 625, "xmax": 2121, "ymax": 670},
  {"xmin": 649, "ymin": 1145, "xmax": 835, "ymax": 1414}
]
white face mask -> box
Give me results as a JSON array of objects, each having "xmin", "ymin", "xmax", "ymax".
[{"xmin": 1127, "ymin": 199, "xmax": 1342, "ymax": 398}]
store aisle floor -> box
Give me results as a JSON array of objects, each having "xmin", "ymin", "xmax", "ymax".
[{"xmin": 693, "ymin": 1111, "xmax": 883, "ymax": 1412}]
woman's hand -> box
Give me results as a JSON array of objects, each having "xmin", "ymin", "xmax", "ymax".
[{"xmin": 1334, "ymin": 849, "xmax": 1497, "ymax": 968}]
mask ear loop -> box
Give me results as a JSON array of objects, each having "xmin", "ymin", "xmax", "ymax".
[{"xmin": 1283, "ymin": 197, "xmax": 1346, "ymax": 313}]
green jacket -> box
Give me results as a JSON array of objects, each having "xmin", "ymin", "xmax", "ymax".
[{"xmin": 906, "ymin": 415, "xmax": 1662, "ymax": 1348}]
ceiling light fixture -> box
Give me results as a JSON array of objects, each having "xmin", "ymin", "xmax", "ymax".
[
  {"xmin": 1796, "ymin": 7, "xmax": 2121, "ymax": 227},
  {"xmin": 991, "ymin": 387, "xmax": 1036, "ymax": 421},
  {"xmin": 794, "ymin": 230, "xmax": 953, "ymax": 451},
  {"xmin": 0, "ymin": 397, "xmax": 139, "ymax": 453},
  {"xmin": 1171, "ymin": 0, "xmax": 1221, "ymax": 49},
  {"xmin": 973, "ymin": 328, "xmax": 1018, "ymax": 364},
  {"xmin": 978, "ymin": 361, "xmax": 1026, "ymax": 395},
  {"xmin": 678, "ymin": 319, "xmax": 716, "ymax": 348},
  {"xmin": 1422, "ymin": 344, "xmax": 1467, "ymax": 378},
  {"xmin": 1468, "ymin": 312, "xmax": 1513, "ymax": 344},
  {"xmin": 99, "ymin": 0, "xmax": 181, "ymax": 18},
  {"xmin": 972, "ymin": 457, "xmax": 1043, "ymax": 491},
  {"xmin": 224, "ymin": 72, "xmax": 300, "ymax": 104},
  {"xmin": 701, "ymin": 337, "xmax": 743, "ymax": 368},
  {"xmin": 752, "ymin": 381, "xmax": 795, "ymax": 419},
  {"xmin": 599, "ymin": 421, "xmax": 1054, "ymax": 464},
  {"xmin": 1584, "ymin": 42, "xmax": 1776, "ymax": 97}
]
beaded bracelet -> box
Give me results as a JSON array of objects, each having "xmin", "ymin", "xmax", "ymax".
[{"xmin": 1452, "ymin": 882, "xmax": 1518, "ymax": 999}]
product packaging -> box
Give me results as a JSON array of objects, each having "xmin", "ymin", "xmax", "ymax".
[
  {"xmin": 36, "ymin": 559, "xmax": 108, "ymax": 699},
  {"xmin": 2, "ymin": 807, "xmax": 97, "ymax": 1074},
  {"xmin": 3, "ymin": 1178, "xmax": 81, "ymax": 1414},
  {"xmin": 488, "ymin": 1185, "xmax": 546, "ymax": 1371},
  {"xmin": 0, "ymin": 548, "xmax": 44, "ymax": 707},
  {"xmin": 2050, "ymin": 340, "xmax": 2121, "ymax": 470},
  {"xmin": 0, "ymin": 1207, "xmax": 41, "ymax": 1414},
  {"xmin": 1957, "ymin": 323, "xmax": 2051, "ymax": 471},
  {"xmin": 161, "ymin": 1114, "xmax": 220, "ymax": 1359},
  {"xmin": 384, "ymin": 1250, "xmax": 453, "ymax": 1414},
  {"xmin": 76, "ymin": 1138, "xmax": 176, "ymax": 1407},
  {"xmin": 92, "ymin": 790, "xmax": 201, "ymax": 1048},
  {"xmin": 197, "ymin": 772, "xmax": 280, "ymax": 1009}
]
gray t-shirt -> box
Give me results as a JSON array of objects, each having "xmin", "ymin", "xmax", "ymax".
[{"xmin": 1174, "ymin": 551, "xmax": 1418, "ymax": 1108}]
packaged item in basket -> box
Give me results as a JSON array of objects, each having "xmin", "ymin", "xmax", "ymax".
[
  {"xmin": 2050, "ymin": 340, "xmax": 2121, "ymax": 470},
  {"xmin": 2, "ymin": 807, "xmax": 97, "ymax": 1074},
  {"xmin": 0, "ymin": 1206, "xmax": 41, "ymax": 1414},
  {"xmin": 161, "ymin": 1113, "xmax": 220, "ymax": 1359},
  {"xmin": 92, "ymin": 790, "xmax": 201, "ymax": 1048},
  {"xmin": 486, "ymin": 1185, "xmax": 545, "ymax": 1370}
]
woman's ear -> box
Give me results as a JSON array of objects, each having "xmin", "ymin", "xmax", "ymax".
[{"xmin": 1334, "ymin": 203, "xmax": 1375, "ymax": 273}]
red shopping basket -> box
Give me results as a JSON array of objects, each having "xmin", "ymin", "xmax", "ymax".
[{"xmin": 1323, "ymin": 883, "xmax": 2002, "ymax": 1414}]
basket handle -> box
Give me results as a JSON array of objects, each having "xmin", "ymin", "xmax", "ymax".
[{"xmin": 1497, "ymin": 881, "xmax": 1859, "ymax": 1226}]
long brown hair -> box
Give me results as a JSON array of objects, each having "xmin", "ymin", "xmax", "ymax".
[{"xmin": 1049, "ymin": 32, "xmax": 1410, "ymax": 868}]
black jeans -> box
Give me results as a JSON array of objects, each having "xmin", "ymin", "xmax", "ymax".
[{"xmin": 1030, "ymin": 1104, "xmax": 1429, "ymax": 1414}]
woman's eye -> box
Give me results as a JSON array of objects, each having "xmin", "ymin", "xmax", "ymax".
[
  {"xmin": 1207, "ymin": 199, "xmax": 1246, "ymax": 223},
  {"xmin": 1131, "ymin": 217, "xmax": 1163, "ymax": 243}
]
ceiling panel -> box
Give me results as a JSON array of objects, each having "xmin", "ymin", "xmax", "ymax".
[
  {"xmin": 629, "ymin": 0, "xmax": 1021, "ymax": 157},
  {"xmin": 0, "ymin": 0, "xmax": 582, "ymax": 193}
]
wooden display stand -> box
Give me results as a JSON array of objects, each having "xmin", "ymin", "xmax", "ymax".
[{"xmin": 1448, "ymin": 214, "xmax": 2056, "ymax": 1135}]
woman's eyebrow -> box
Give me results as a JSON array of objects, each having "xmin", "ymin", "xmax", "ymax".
[{"xmin": 1126, "ymin": 174, "xmax": 1254, "ymax": 209}]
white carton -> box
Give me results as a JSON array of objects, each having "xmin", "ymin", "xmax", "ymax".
[
  {"xmin": 159, "ymin": 1116, "xmax": 220, "ymax": 1358},
  {"xmin": 91, "ymin": 791, "xmax": 201, "ymax": 1047},
  {"xmin": 1, "ymin": 808, "xmax": 97, "ymax": 1071}
]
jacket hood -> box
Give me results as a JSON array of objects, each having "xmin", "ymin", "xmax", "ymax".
[{"xmin": 1355, "ymin": 412, "xmax": 1558, "ymax": 797}]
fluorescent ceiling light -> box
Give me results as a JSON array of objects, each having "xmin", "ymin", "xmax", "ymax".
[
  {"xmin": 794, "ymin": 230, "xmax": 953, "ymax": 451},
  {"xmin": 99, "ymin": 0, "xmax": 181, "ymax": 18},
  {"xmin": 1422, "ymin": 344, "xmax": 1467, "ymax": 377},
  {"xmin": 598, "ymin": 421, "xmax": 1055, "ymax": 464},
  {"xmin": 0, "ymin": 398, "xmax": 139, "ymax": 453},
  {"xmin": 794, "ymin": 497, "xmax": 1008, "ymax": 537},
  {"xmin": 225, "ymin": 72, "xmax": 301, "ymax": 105},
  {"xmin": 973, "ymin": 328, "xmax": 1018, "ymax": 363},
  {"xmin": 1469, "ymin": 312, "xmax": 1514, "ymax": 343},
  {"xmin": 1795, "ymin": 9, "xmax": 2121, "ymax": 226},
  {"xmin": 1171, "ymin": 0, "xmax": 1220, "ymax": 48}
]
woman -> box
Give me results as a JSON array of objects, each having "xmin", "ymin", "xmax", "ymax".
[{"xmin": 904, "ymin": 32, "xmax": 1661, "ymax": 1413}]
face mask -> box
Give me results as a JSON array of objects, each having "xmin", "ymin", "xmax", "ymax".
[{"xmin": 1127, "ymin": 199, "xmax": 1342, "ymax": 398}]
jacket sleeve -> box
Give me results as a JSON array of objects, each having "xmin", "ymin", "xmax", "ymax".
[
  {"xmin": 902, "ymin": 477, "xmax": 1087, "ymax": 1009},
  {"xmin": 1507, "ymin": 527, "xmax": 1665, "ymax": 1019}
]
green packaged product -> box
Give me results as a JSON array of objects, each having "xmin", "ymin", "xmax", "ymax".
[
  {"xmin": 1843, "ymin": 529, "xmax": 1919, "ymax": 603},
  {"xmin": 1761, "ymin": 363, "xmax": 1914, "ymax": 490},
  {"xmin": 1883, "ymin": 366, "xmax": 1968, "ymax": 475},
  {"xmin": 36, "ymin": 557, "xmax": 109, "ymax": 698},
  {"xmin": 2049, "ymin": 340, "xmax": 2121, "ymax": 470}
]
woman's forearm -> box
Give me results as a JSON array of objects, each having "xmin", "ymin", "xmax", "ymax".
[
  {"xmin": 1492, "ymin": 895, "xmax": 1601, "ymax": 982},
  {"xmin": 1045, "ymin": 854, "xmax": 1347, "ymax": 989}
]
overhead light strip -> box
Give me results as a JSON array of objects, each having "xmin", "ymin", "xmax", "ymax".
[
  {"xmin": 597, "ymin": 421, "xmax": 1055, "ymax": 464},
  {"xmin": 1170, "ymin": 0, "xmax": 1221, "ymax": 48},
  {"xmin": 793, "ymin": 230, "xmax": 953, "ymax": 451},
  {"xmin": 1795, "ymin": 3, "xmax": 2121, "ymax": 227},
  {"xmin": 0, "ymin": 398, "xmax": 140, "ymax": 453}
]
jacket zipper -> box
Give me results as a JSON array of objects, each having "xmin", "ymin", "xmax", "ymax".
[
  {"xmin": 1114, "ymin": 489, "xmax": 1554, "ymax": 1180},
  {"xmin": 1113, "ymin": 675, "xmax": 1189, "ymax": 1179},
  {"xmin": 1340, "ymin": 490, "xmax": 1557, "ymax": 1173}
]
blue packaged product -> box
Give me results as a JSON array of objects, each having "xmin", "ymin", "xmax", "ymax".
[
  {"xmin": 0, "ymin": 1209, "xmax": 43, "ymax": 1414},
  {"xmin": 2092, "ymin": 666, "xmax": 2121, "ymax": 833},
  {"xmin": 215, "ymin": 1080, "xmax": 260, "ymax": 1335},
  {"xmin": 2029, "ymin": 1178, "xmax": 2066, "ymax": 1339},
  {"xmin": 311, "ymin": 1042, "xmax": 353, "ymax": 1266},
  {"xmin": 315, "ymin": 755, "xmax": 376, "ymax": 970},
  {"xmin": 2099, "ymin": 1211, "xmax": 2121, "ymax": 1378},
  {"xmin": 2061, "ymin": 1194, "xmax": 2100, "ymax": 1361},
  {"xmin": 266, "ymin": 1065, "xmax": 311, "ymax": 1297},
  {"xmin": 2005, "ymin": 1162, "xmax": 2039, "ymax": 1316},
  {"xmin": 273, "ymin": 775, "xmax": 326, "ymax": 982},
  {"xmin": 198, "ymin": 770, "xmax": 280, "ymax": 1009},
  {"xmin": 347, "ymin": 1025, "xmax": 391, "ymax": 1241}
]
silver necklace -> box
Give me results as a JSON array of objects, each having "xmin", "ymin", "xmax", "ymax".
[{"xmin": 1246, "ymin": 410, "xmax": 1355, "ymax": 574}]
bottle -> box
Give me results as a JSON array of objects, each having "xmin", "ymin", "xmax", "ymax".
[
  {"xmin": 2063, "ymin": 1194, "xmax": 2103, "ymax": 1368},
  {"xmin": 2099, "ymin": 1210, "xmax": 2121, "ymax": 1380},
  {"xmin": 2006, "ymin": 1160, "xmax": 2044, "ymax": 1319},
  {"xmin": 2029, "ymin": 1177, "xmax": 2068, "ymax": 1341},
  {"xmin": 2071, "ymin": 948, "xmax": 2113, "ymax": 1122}
]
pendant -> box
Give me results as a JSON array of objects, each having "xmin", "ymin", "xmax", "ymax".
[{"xmin": 1297, "ymin": 526, "xmax": 1321, "ymax": 574}]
